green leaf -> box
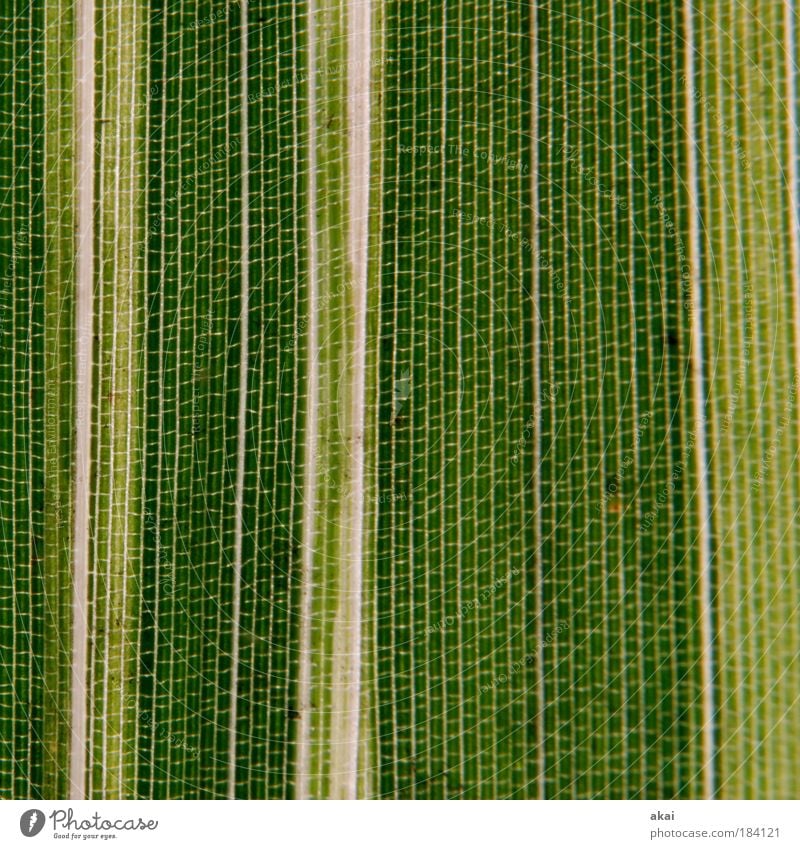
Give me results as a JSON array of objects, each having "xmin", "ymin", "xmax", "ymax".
[{"xmin": 0, "ymin": 0, "xmax": 798, "ymax": 801}]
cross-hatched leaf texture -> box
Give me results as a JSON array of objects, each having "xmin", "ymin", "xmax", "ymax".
[{"xmin": 0, "ymin": 0, "xmax": 797, "ymax": 800}]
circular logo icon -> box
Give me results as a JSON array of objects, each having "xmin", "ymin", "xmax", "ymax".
[{"xmin": 20, "ymin": 810, "xmax": 45, "ymax": 837}]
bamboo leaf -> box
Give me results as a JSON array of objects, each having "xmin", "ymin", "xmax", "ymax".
[{"xmin": 0, "ymin": 0, "xmax": 798, "ymax": 801}]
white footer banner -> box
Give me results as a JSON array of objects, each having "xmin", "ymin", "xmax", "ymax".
[{"xmin": 1, "ymin": 800, "xmax": 797, "ymax": 849}]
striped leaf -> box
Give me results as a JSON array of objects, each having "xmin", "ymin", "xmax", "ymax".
[{"xmin": 0, "ymin": 0, "xmax": 798, "ymax": 800}]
